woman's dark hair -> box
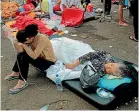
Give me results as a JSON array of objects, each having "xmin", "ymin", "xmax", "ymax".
[
  {"xmin": 31, "ymin": 1, "xmax": 37, "ymax": 7},
  {"xmin": 16, "ymin": 29, "xmax": 27, "ymax": 43},
  {"xmin": 25, "ymin": 24, "xmax": 38, "ymax": 38}
]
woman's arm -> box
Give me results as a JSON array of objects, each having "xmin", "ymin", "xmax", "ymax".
[
  {"xmin": 56, "ymin": 0, "xmax": 61, "ymax": 4},
  {"xmin": 65, "ymin": 52, "xmax": 93, "ymax": 69},
  {"xmin": 20, "ymin": 37, "xmax": 46, "ymax": 59},
  {"xmin": 13, "ymin": 41, "xmax": 24, "ymax": 53},
  {"xmin": 65, "ymin": 59, "xmax": 80, "ymax": 69}
]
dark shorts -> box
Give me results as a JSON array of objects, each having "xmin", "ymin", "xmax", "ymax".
[{"xmin": 119, "ymin": 0, "xmax": 125, "ymax": 5}]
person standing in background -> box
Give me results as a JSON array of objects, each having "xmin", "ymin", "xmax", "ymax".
[
  {"xmin": 101, "ymin": 0, "xmax": 112, "ymax": 15},
  {"xmin": 118, "ymin": 0, "xmax": 128, "ymax": 26},
  {"xmin": 129, "ymin": 0, "xmax": 138, "ymax": 42},
  {"xmin": 105, "ymin": 0, "xmax": 112, "ymax": 15}
]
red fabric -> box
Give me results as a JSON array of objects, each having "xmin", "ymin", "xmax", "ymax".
[
  {"xmin": 10, "ymin": 16, "xmax": 54, "ymax": 36},
  {"xmin": 53, "ymin": 4, "xmax": 61, "ymax": 11},
  {"xmin": 23, "ymin": 3, "xmax": 35, "ymax": 11},
  {"xmin": 61, "ymin": 8, "xmax": 84, "ymax": 27},
  {"xmin": 86, "ymin": 4, "xmax": 93, "ymax": 13},
  {"xmin": 26, "ymin": 0, "xmax": 32, "ymax": 4}
]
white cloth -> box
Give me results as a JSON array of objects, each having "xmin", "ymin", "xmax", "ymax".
[
  {"xmin": 60, "ymin": 0, "xmax": 83, "ymax": 11},
  {"xmin": 46, "ymin": 37, "xmax": 95, "ymax": 82},
  {"xmin": 48, "ymin": 0, "xmax": 54, "ymax": 15}
]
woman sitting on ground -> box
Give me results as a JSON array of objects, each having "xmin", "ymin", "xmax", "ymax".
[
  {"xmin": 5, "ymin": 24, "xmax": 56, "ymax": 94},
  {"xmin": 65, "ymin": 51, "xmax": 131, "ymax": 78}
]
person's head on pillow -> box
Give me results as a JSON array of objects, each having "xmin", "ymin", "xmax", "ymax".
[{"xmin": 104, "ymin": 63, "xmax": 131, "ymax": 77}]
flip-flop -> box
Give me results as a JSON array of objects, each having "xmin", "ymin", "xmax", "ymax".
[
  {"xmin": 5, "ymin": 75, "xmax": 19, "ymax": 81},
  {"xmin": 129, "ymin": 36, "xmax": 138, "ymax": 42},
  {"xmin": 8, "ymin": 83, "xmax": 28, "ymax": 94}
]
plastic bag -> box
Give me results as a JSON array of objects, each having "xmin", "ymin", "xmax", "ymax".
[
  {"xmin": 61, "ymin": 8, "xmax": 84, "ymax": 27},
  {"xmin": 2, "ymin": 25, "xmax": 12, "ymax": 39}
]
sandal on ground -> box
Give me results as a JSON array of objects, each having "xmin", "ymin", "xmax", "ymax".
[
  {"xmin": 8, "ymin": 83, "xmax": 28, "ymax": 94},
  {"xmin": 5, "ymin": 75, "xmax": 19, "ymax": 81},
  {"xmin": 129, "ymin": 36, "xmax": 138, "ymax": 42}
]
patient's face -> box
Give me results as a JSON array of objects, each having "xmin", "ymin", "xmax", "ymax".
[{"xmin": 104, "ymin": 63, "xmax": 120, "ymax": 75}]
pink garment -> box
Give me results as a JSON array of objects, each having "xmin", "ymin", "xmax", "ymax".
[
  {"xmin": 26, "ymin": 0, "xmax": 31, "ymax": 4},
  {"xmin": 10, "ymin": 16, "xmax": 54, "ymax": 36},
  {"xmin": 23, "ymin": 3, "xmax": 35, "ymax": 11}
]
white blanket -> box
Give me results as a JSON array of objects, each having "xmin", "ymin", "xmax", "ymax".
[{"xmin": 46, "ymin": 37, "xmax": 95, "ymax": 82}]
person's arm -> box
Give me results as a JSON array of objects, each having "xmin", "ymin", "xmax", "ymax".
[
  {"xmin": 56, "ymin": 0, "xmax": 61, "ymax": 4},
  {"xmin": 21, "ymin": 37, "xmax": 46, "ymax": 59},
  {"xmin": 65, "ymin": 59, "xmax": 80, "ymax": 69},
  {"xmin": 65, "ymin": 52, "xmax": 93, "ymax": 69},
  {"xmin": 13, "ymin": 41, "xmax": 24, "ymax": 53}
]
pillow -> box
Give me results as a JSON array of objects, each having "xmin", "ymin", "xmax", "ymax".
[{"xmin": 97, "ymin": 75, "xmax": 132, "ymax": 91}]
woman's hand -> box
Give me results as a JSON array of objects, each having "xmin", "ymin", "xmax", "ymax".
[
  {"xmin": 65, "ymin": 63, "xmax": 76, "ymax": 69},
  {"xmin": 65, "ymin": 60, "xmax": 80, "ymax": 69},
  {"xmin": 18, "ymin": 43, "xmax": 23, "ymax": 46}
]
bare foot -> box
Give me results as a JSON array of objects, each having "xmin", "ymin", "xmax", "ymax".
[
  {"xmin": 119, "ymin": 21, "xmax": 128, "ymax": 26},
  {"xmin": 122, "ymin": 19, "xmax": 129, "ymax": 23},
  {"xmin": 9, "ymin": 80, "xmax": 25, "ymax": 91},
  {"xmin": 7, "ymin": 72, "xmax": 19, "ymax": 77},
  {"xmin": 129, "ymin": 36, "xmax": 138, "ymax": 42}
]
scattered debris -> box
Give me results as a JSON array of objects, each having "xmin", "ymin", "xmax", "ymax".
[
  {"xmin": 64, "ymin": 30, "xmax": 69, "ymax": 34},
  {"xmin": 134, "ymin": 97, "xmax": 137, "ymax": 99},
  {"xmin": 95, "ymin": 8, "xmax": 103, "ymax": 13},
  {"xmin": 80, "ymin": 33, "xmax": 88, "ymax": 39},
  {"xmin": 41, "ymin": 99, "xmax": 71, "ymax": 110},
  {"xmin": 110, "ymin": 37, "xmax": 113, "ymax": 39},
  {"xmin": 135, "ymin": 100, "xmax": 138, "ymax": 103},
  {"xmin": 125, "ymin": 103, "xmax": 128, "ymax": 105},
  {"xmin": 71, "ymin": 34, "xmax": 77, "ymax": 37},
  {"xmin": 109, "ymin": 46, "xmax": 113, "ymax": 48},
  {"xmin": 40, "ymin": 105, "xmax": 48, "ymax": 111}
]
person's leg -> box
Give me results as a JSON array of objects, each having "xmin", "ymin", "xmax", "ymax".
[
  {"xmin": 129, "ymin": 0, "xmax": 138, "ymax": 41},
  {"xmin": 133, "ymin": 1, "xmax": 138, "ymax": 40},
  {"xmin": 107, "ymin": 0, "xmax": 111, "ymax": 14},
  {"xmin": 9, "ymin": 52, "xmax": 33, "ymax": 91},
  {"xmin": 119, "ymin": 0, "xmax": 128, "ymax": 26},
  {"xmin": 105, "ymin": 0, "xmax": 108, "ymax": 13},
  {"xmin": 30, "ymin": 57, "xmax": 55, "ymax": 73}
]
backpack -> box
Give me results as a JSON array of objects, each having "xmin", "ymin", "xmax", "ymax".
[{"xmin": 80, "ymin": 62, "xmax": 100, "ymax": 92}]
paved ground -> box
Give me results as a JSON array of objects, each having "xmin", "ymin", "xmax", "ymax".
[{"xmin": 1, "ymin": 1, "xmax": 138, "ymax": 110}]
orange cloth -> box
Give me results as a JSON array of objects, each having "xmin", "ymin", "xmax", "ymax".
[{"xmin": 2, "ymin": 2, "xmax": 19, "ymax": 19}]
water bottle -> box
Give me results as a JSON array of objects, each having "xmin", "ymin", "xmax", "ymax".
[
  {"xmin": 55, "ymin": 74, "xmax": 63, "ymax": 91},
  {"xmin": 96, "ymin": 88, "xmax": 114, "ymax": 99}
]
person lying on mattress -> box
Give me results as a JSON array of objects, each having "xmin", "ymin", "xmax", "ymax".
[
  {"xmin": 5, "ymin": 24, "xmax": 56, "ymax": 94},
  {"xmin": 65, "ymin": 51, "xmax": 131, "ymax": 78}
]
